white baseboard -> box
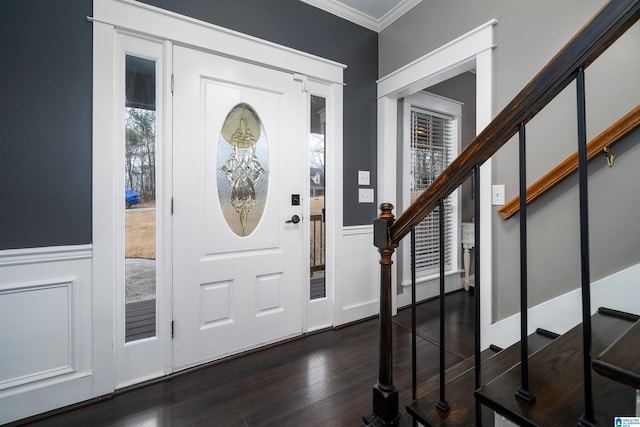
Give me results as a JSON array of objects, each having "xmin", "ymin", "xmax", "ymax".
[
  {"xmin": 342, "ymin": 300, "xmax": 379, "ymax": 324},
  {"xmin": 483, "ymin": 263, "xmax": 640, "ymax": 350},
  {"xmin": 397, "ymin": 272, "xmax": 464, "ymax": 308}
]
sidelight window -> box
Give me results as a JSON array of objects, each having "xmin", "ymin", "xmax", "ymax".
[
  {"xmin": 309, "ymin": 95, "xmax": 326, "ymax": 300},
  {"xmin": 124, "ymin": 55, "xmax": 157, "ymax": 342}
]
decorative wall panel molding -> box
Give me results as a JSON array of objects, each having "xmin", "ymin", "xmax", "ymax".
[
  {"xmin": 0, "ymin": 280, "xmax": 76, "ymax": 390},
  {"xmin": 0, "ymin": 245, "xmax": 94, "ymax": 425}
]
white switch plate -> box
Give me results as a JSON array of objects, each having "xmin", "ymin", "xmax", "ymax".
[
  {"xmin": 359, "ymin": 188, "xmax": 374, "ymax": 203},
  {"xmin": 358, "ymin": 170, "xmax": 370, "ymax": 186},
  {"xmin": 492, "ymin": 184, "xmax": 505, "ymax": 205}
]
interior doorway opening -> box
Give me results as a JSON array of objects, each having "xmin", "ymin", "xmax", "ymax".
[{"xmin": 376, "ymin": 20, "xmax": 495, "ymax": 330}]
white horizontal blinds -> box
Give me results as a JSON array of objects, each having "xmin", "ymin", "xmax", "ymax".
[{"xmin": 410, "ymin": 107, "xmax": 454, "ymax": 272}]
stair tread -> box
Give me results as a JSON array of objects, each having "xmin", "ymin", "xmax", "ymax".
[
  {"xmin": 593, "ymin": 318, "xmax": 640, "ymax": 388},
  {"xmin": 406, "ymin": 333, "xmax": 554, "ymax": 427},
  {"xmin": 476, "ymin": 312, "xmax": 638, "ymax": 427}
]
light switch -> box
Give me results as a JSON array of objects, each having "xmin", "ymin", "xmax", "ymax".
[
  {"xmin": 492, "ymin": 184, "xmax": 505, "ymax": 205},
  {"xmin": 358, "ymin": 170, "xmax": 370, "ymax": 186},
  {"xmin": 359, "ymin": 188, "xmax": 374, "ymax": 203}
]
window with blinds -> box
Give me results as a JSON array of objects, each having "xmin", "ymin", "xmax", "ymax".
[{"xmin": 410, "ymin": 107, "xmax": 455, "ymax": 273}]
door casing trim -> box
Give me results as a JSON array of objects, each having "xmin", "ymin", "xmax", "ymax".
[
  {"xmin": 93, "ymin": 0, "xmax": 344, "ymax": 393},
  {"xmin": 376, "ymin": 20, "xmax": 495, "ymax": 345}
]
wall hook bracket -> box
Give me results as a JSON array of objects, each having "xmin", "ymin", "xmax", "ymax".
[{"xmin": 603, "ymin": 147, "xmax": 615, "ymax": 167}]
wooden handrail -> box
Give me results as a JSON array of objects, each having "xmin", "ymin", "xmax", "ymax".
[
  {"xmin": 369, "ymin": 2, "xmax": 640, "ymax": 424},
  {"xmin": 498, "ymin": 105, "xmax": 640, "ymax": 220},
  {"xmin": 389, "ymin": 0, "xmax": 640, "ymax": 244}
]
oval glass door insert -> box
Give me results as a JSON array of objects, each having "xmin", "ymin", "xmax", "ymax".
[{"xmin": 217, "ymin": 103, "xmax": 269, "ymax": 236}]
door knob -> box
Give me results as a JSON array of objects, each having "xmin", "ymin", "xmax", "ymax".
[{"xmin": 285, "ymin": 215, "xmax": 301, "ymax": 224}]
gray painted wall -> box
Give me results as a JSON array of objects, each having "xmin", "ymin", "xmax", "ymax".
[
  {"xmin": 142, "ymin": 0, "xmax": 379, "ymax": 226},
  {"xmin": 0, "ymin": 0, "xmax": 93, "ymax": 249},
  {"xmin": 0, "ymin": 0, "xmax": 378, "ymax": 251},
  {"xmin": 380, "ymin": 1, "xmax": 640, "ymax": 320}
]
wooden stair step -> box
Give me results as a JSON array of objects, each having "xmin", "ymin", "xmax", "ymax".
[
  {"xmin": 406, "ymin": 331, "xmax": 555, "ymax": 427},
  {"xmin": 476, "ymin": 309, "xmax": 639, "ymax": 427},
  {"xmin": 593, "ymin": 317, "xmax": 640, "ymax": 389}
]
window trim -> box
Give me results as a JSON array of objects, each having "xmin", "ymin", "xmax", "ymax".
[{"xmin": 400, "ymin": 91, "xmax": 462, "ymax": 287}]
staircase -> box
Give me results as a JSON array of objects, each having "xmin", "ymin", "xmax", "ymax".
[
  {"xmin": 593, "ymin": 315, "xmax": 640, "ymax": 389},
  {"xmin": 475, "ymin": 309, "xmax": 639, "ymax": 426},
  {"xmin": 406, "ymin": 329, "xmax": 558, "ymax": 426},
  {"xmin": 364, "ymin": 0, "xmax": 640, "ymax": 425},
  {"xmin": 404, "ymin": 308, "xmax": 639, "ymax": 426}
]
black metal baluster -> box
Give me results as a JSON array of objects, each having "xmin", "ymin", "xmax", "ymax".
[
  {"xmin": 313, "ymin": 219, "xmax": 317, "ymax": 268},
  {"xmin": 436, "ymin": 199, "xmax": 450, "ymax": 412},
  {"xmin": 411, "ymin": 226, "xmax": 418, "ymax": 427},
  {"xmin": 576, "ymin": 67, "xmax": 596, "ymax": 427},
  {"xmin": 473, "ymin": 165, "xmax": 482, "ymax": 426},
  {"xmin": 411, "ymin": 225, "xmax": 417, "ymax": 402},
  {"xmin": 516, "ymin": 123, "xmax": 536, "ymax": 404}
]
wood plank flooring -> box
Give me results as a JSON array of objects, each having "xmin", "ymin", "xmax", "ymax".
[{"xmin": 14, "ymin": 291, "xmax": 474, "ymax": 427}]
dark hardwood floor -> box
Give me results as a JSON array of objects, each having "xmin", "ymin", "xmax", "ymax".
[{"xmin": 15, "ymin": 291, "xmax": 474, "ymax": 427}]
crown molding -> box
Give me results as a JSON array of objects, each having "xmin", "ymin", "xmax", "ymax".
[{"xmin": 300, "ymin": 0, "xmax": 422, "ymax": 32}]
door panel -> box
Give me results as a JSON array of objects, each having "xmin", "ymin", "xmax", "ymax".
[{"xmin": 172, "ymin": 46, "xmax": 304, "ymax": 370}]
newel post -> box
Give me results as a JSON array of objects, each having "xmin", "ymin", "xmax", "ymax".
[{"xmin": 364, "ymin": 203, "xmax": 400, "ymax": 426}]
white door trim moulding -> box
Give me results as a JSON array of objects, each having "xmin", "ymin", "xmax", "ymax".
[
  {"xmin": 93, "ymin": 0, "xmax": 345, "ymax": 395},
  {"xmin": 91, "ymin": 0, "xmax": 346, "ymax": 85},
  {"xmin": 377, "ymin": 19, "xmax": 496, "ymax": 98}
]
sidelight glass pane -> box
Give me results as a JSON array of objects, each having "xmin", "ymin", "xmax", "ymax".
[
  {"xmin": 217, "ymin": 103, "xmax": 269, "ymax": 237},
  {"xmin": 125, "ymin": 55, "xmax": 157, "ymax": 342},
  {"xmin": 310, "ymin": 96, "xmax": 326, "ymax": 300}
]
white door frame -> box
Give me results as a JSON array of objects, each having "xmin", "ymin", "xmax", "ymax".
[
  {"xmin": 304, "ymin": 78, "xmax": 339, "ymax": 332},
  {"xmin": 376, "ymin": 20, "xmax": 496, "ymax": 348},
  {"xmin": 93, "ymin": 0, "xmax": 344, "ymax": 390}
]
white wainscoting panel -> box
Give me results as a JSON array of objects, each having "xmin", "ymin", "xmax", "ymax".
[
  {"xmin": 336, "ymin": 225, "xmax": 380, "ymax": 325},
  {"xmin": 0, "ymin": 281, "xmax": 74, "ymax": 389},
  {"xmin": 0, "ymin": 245, "xmax": 93, "ymax": 424}
]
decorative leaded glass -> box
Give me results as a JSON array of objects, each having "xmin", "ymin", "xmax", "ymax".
[{"xmin": 217, "ymin": 103, "xmax": 269, "ymax": 236}]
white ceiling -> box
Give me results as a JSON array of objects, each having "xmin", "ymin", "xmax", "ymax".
[{"xmin": 300, "ymin": 0, "xmax": 422, "ymax": 32}]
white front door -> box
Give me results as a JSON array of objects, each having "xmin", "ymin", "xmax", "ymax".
[{"xmin": 172, "ymin": 46, "xmax": 305, "ymax": 370}]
